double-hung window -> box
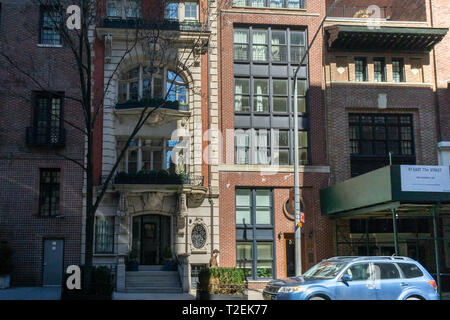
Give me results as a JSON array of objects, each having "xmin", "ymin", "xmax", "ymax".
[
  {"xmin": 39, "ymin": 169, "xmax": 60, "ymax": 216},
  {"xmin": 233, "ymin": 29, "xmax": 249, "ymax": 61},
  {"xmin": 233, "ymin": 0, "xmax": 305, "ymax": 8},
  {"xmin": 165, "ymin": 2, "xmax": 179, "ymax": 20},
  {"xmin": 252, "ymin": 29, "xmax": 268, "ymax": 62},
  {"xmin": 253, "ymin": 79, "xmax": 269, "ymax": 112},
  {"xmin": 95, "ymin": 216, "xmax": 115, "ymax": 254},
  {"xmin": 185, "ymin": 2, "xmax": 198, "ymax": 20},
  {"xmin": 392, "ymin": 58, "xmax": 405, "ymax": 83},
  {"xmin": 236, "ymin": 189, "xmax": 274, "ymax": 279},
  {"xmin": 234, "ymin": 78, "xmax": 250, "ymax": 112},
  {"xmin": 40, "ymin": 6, "xmax": 62, "ymax": 45},
  {"xmin": 290, "ymin": 31, "xmax": 305, "ymax": 63},
  {"xmin": 34, "ymin": 92, "xmax": 63, "ymax": 145},
  {"xmin": 271, "ymin": 30, "xmax": 287, "ymax": 62},
  {"xmin": 374, "ymin": 58, "xmax": 386, "ymax": 82},
  {"xmin": 355, "ymin": 57, "xmax": 368, "ymax": 82}
]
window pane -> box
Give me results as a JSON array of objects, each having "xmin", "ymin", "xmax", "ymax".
[
  {"xmin": 236, "ymin": 189, "xmax": 251, "ymax": 206},
  {"xmin": 251, "ymin": 0, "xmax": 265, "ymax": 7},
  {"xmin": 275, "ymin": 131, "xmax": 289, "ymax": 147},
  {"xmin": 272, "ymin": 30, "xmax": 286, "ymax": 44},
  {"xmin": 288, "ymin": 0, "xmax": 303, "ymax": 8},
  {"xmin": 344, "ymin": 263, "xmax": 371, "ymax": 281},
  {"xmin": 236, "ymin": 208, "xmax": 251, "ymax": 224},
  {"xmin": 397, "ymin": 263, "xmax": 423, "ymax": 278},
  {"xmin": 273, "ymin": 97, "xmax": 287, "ymax": 112},
  {"xmin": 255, "ymin": 190, "xmax": 270, "ymax": 206},
  {"xmin": 254, "ymin": 79, "xmax": 268, "ymax": 94},
  {"xmin": 373, "ymin": 263, "xmax": 400, "ymax": 280},
  {"xmin": 255, "ymin": 208, "xmax": 271, "ymax": 224},
  {"xmin": 257, "ymin": 242, "xmax": 273, "ymax": 259},
  {"xmin": 233, "ymin": 0, "xmax": 246, "ymax": 6},
  {"xmin": 290, "ymin": 32, "xmax": 305, "ymax": 46},
  {"xmin": 257, "ymin": 260, "xmax": 273, "ymax": 278},
  {"xmin": 273, "ymin": 79, "xmax": 287, "ymax": 95},
  {"xmin": 185, "ymin": 3, "xmax": 197, "ymax": 19},
  {"xmin": 165, "ymin": 2, "xmax": 178, "ymax": 19},
  {"xmin": 270, "ymin": 0, "xmax": 284, "ymax": 8},
  {"xmin": 95, "ymin": 216, "xmax": 114, "ymax": 253},
  {"xmin": 274, "ymin": 150, "xmax": 289, "ymax": 165},
  {"xmin": 298, "ymin": 131, "xmax": 308, "ymax": 147},
  {"xmin": 237, "ymin": 242, "xmax": 253, "ymax": 260}
]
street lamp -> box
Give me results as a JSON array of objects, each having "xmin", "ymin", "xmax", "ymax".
[{"xmin": 293, "ymin": 0, "xmax": 342, "ymax": 276}]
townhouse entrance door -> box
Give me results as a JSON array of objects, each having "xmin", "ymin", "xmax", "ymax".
[{"xmin": 132, "ymin": 215, "xmax": 171, "ymax": 265}]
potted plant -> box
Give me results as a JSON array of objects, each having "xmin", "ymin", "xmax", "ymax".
[
  {"xmin": 0, "ymin": 242, "xmax": 14, "ymax": 289},
  {"xmin": 126, "ymin": 249, "xmax": 139, "ymax": 271},
  {"xmin": 162, "ymin": 247, "xmax": 176, "ymax": 271}
]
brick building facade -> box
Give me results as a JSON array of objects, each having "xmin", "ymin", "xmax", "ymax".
[{"xmin": 0, "ymin": 1, "xmax": 84, "ymax": 286}]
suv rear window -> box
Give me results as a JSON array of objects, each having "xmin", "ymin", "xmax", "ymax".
[{"xmin": 397, "ymin": 263, "xmax": 423, "ymax": 278}]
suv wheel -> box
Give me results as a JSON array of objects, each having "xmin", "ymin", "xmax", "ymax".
[{"xmin": 309, "ymin": 296, "xmax": 327, "ymax": 300}]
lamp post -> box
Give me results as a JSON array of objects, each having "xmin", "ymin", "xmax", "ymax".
[{"xmin": 293, "ymin": 0, "xmax": 342, "ymax": 276}]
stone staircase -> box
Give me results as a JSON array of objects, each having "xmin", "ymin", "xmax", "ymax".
[{"xmin": 124, "ymin": 265, "xmax": 183, "ymax": 293}]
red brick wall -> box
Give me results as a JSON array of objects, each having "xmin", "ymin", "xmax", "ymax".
[
  {"xmin": 325, "ymin": 83, "xmax": 438, "ymax": 183},
  {"xmin": 217, "ymin": 1, "xmax": 333, "ymax": 288},
  {"xmin": 431, "ymin": 0, "xmax": 450, "ymax": 141},
  {"xmin": 0, "ymin": 1, "xmax": 84, "ymax": 285}
]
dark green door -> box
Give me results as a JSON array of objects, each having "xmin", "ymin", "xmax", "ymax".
[{"xmin": 132, "ymin": 215, "xmax": 170, "ymax": 265}]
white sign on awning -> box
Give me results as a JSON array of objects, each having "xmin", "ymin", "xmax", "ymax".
[{"xmin": 401, "ymin": 165, "xmax": 450, "ymax": 193}]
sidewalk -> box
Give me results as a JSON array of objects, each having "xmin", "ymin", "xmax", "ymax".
[
  {"xmin": 112, "ymin": 291, "xmax": 196, "ymax": 300},
  {"xmin": 0, "ymin": 287, "xmax": 61, "ymax": 300}
]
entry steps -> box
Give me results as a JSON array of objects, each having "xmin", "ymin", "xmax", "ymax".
[{"xmin": 125, "ymin": 265, "xmax": 183, "ymax": 293}]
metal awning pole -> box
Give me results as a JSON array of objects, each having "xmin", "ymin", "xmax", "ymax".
[
  {"xmin": 392, "ymin": 208, "xmax": 399, "ymax": 255},
  {"xmin": 432, "ymin": 205, "xmax": 441, "ymax": 299},
  {"xmin": 335, "ymin": 220, "xmax": 339, "ymax": 256}
]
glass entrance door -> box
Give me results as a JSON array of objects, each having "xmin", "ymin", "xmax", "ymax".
[{"xmin": 132, "ymin": 215, "xmax": 171, "ymax": 265}]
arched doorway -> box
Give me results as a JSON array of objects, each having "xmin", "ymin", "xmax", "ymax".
[{"xmin": 132, "ymin": 214, "xmax": 171, "ymax": 265}]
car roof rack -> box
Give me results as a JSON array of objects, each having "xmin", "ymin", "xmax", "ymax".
[{"xmin": 325, "ymin": 256, "xmax": 414, "ymax": 262}]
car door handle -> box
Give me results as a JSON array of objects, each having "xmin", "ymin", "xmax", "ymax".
[{"xmin": 400, "ymin": 283, "xmax": 409, "ymax": 287}]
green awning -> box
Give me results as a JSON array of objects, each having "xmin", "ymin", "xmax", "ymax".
[
  {"xmin": 326, "ymin": 25, "xmax": 448, "ymax": 52},
  {"xmin": 320, "ymin": 165, "xmax": 450, "ymax": 219}
]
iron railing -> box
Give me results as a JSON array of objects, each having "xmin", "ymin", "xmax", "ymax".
[
  {"xmin": 100, "ymin": 17, "xmax": 204, "ymax": 32},
  {"xmin": 327, "ymin": 5, "xmax": 390, "ymax": 19},
  {"xmin": 106, "ymin": 171, "xmax": 204, "ymax": 186},
  {"xmin": 26, "ymin": 126, "xmax": 66, "ymax": 148}
]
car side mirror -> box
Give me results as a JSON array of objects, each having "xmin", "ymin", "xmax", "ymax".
[{"xmin": 341, "ymin": 274, "xmax": 352, "ymax": 282}]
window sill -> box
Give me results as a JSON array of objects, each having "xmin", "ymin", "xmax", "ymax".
[
  {"xmin": 327, "ymin": 81, "xmax": 432, "ymax": 87},
  {"xmin": 37, "ymin": 44, "xmax": 63, "ymax": 48},
  {"xmin": 232, "ymin": 6, "xmax": 306, "ymax": 12}
]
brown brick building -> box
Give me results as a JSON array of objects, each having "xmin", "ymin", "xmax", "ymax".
[
  {"xmin": 217, "ymin": 0, "xmax": 332, "ymax": 290},
  {"xmin": 217, "ymin": 0, "xmax": 449, "ymax": 292},
  {"xmin": 0, "ymin": 1, "xmax": 84, "ymax": 286},
  {"xmin": 322, "ymin": 0, "xmax": 449, "ymax": 291}
]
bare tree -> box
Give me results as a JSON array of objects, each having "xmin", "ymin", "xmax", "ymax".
[{"xmin": 0, "ymin": 0, "xmax": 216, "ymax": 293}]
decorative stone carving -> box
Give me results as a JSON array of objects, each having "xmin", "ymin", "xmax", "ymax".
[
  {"xmin": 141, "ymin": 192, "xmax": 165, "ymax": 211},
  {"xmin": 187, "ymin": 193, "xmax": 205, "ymax": 208},
  {"xmin": 179, "ymin": 193, "xmax": 188, "ymax": 214},
  {"xmin": 116, "ymin": 192, "xmax": 129, "ymax": 216},
  {"xmin": 191, "ymin": 223, "xmax": 207, "ymax": 249}
]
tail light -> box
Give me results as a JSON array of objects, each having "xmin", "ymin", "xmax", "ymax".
[{"xmin": 428, "ymin": 280, "xmax": 437, "ymax": 291}]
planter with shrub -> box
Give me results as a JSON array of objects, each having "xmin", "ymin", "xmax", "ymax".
[
  {"xmin": 126, "ymin": 249, "xmax": 139, "ymax": 271},
  {"xmin": 162, "ymin": 247, "xmax": 177, "ymax": 271},
  {"xmin": 0, "ymin": 242, "xmax": 14, "ymax": 289},
  {"xmin": 61, "ymin": 265, "xmax": 114, "ymax": 300},
  {"xmin": 197, "ymin": 268, "xmax": 247, "ymax": 300}
]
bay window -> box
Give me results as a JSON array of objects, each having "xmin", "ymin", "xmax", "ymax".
[
  {"xmin": 117, "ymin": 67, "xmax": 186, "ymax": 105},
  {"xmin": 106, "ymin": 0, "xmax": 140, "ymax": 18},
  {"xmin": 117, "ymin": 138, "xmax": 179, "ymax": 173}
]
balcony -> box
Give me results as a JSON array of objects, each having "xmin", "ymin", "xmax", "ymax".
[
  {"xmin": 26, "ymin": 127, "xmax": 66, "ymax": 148},
  {"xmin": 116, "ymin": 98, "xmax": 189, "ymax": 112},
  {"xmin": 113, "ymin": 170, "xmax": 204, "ymax": 186},
  {"xmin": 100, "ymin": 17, "xmax": 204, "ymax": 32}
]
